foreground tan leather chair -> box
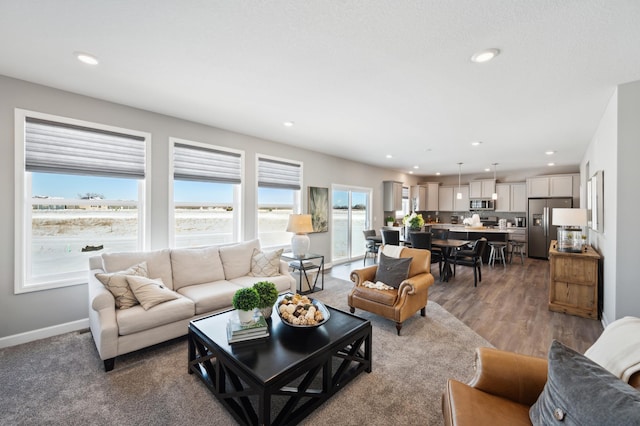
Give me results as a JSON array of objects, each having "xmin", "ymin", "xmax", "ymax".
[
  {"xmin": 442, "ymin": 347, "xmax": 640, "ymax": 426},
  {"xmin": 348, "ymin": 246, "xmax": 435, "ymax": 335}
]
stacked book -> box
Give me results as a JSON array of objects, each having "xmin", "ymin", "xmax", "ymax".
[{"xmin": 226, "ymin": 313, "xmax": 269, "ymax": 343}]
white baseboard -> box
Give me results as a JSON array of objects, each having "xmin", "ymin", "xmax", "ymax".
[{"xmin": 0, "ymin": 318, "xmax": 89, "ymax": 349}]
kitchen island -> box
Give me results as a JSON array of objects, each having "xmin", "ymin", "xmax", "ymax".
[{"xmin": 444, "ymin": 226, "xmax": 512, "ymax": 263}]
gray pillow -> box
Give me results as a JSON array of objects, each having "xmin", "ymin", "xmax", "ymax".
[
  {"xmin": 374, "ymin": 253, "xmax": 412, "ymax": 289},
  {"xmin": 529, "ymin": 340, "xmax": 640, "ymax": 425}
]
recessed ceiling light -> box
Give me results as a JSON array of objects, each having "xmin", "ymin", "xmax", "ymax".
[
  {"xmin": 484, "ymin": 168, "xmax": 491, "ymax": 172},
  {"xmin": 386, "ymin": 154, "xmax": 392, "ymax": 159},
  {"xmin": 413, "ymin": 165, "xmax": 419, "ymax": 169},
  {"xmin": 545, "ymin": 150, "xmax": 556, "ymax": 155},
  {"xmin": 436, "ymin": 172, "xmax": 441, "ymax": 176},
  {"xmin": 283, "ymin": 121, "xmax": 294, "ymax": 127},
  {"xmin": 471, "ymin": 141, "xmax": 482, "ymax": 146},
  {"xmin": 548, "ymin": 162, "xmax": 555, "ymax": 166},
  {"xmin": 409, "ymin": 171, "xmax": 414, "ymax": 174},
  {"xmin": 74, "ymin": 51, "xmax": 99, "ymax": 65},
  {"xmin": 471, "ymin": 48, "xmax": 500, "ymax": 63}
]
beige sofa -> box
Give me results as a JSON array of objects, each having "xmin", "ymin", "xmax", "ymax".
[{"xmin": 88, "ymin": 239, "xmax": 295, "ymax": 371}]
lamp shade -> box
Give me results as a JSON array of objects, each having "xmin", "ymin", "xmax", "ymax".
[
  {"xmin": 552, "ymin": 208, "xmax": 588, "ymax": 227},
  {"xmin": 286, "ymin": 214, "xmax": 314, "ymax": 234}
]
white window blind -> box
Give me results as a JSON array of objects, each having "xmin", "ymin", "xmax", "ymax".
[
  {"xmin": 25, "ymin": 117, "xmax": 145, "ymax": 178},
  {"xmin": 174, "ymin": 143, "xmax": 241, "ymax": 184},
  {"xmin": 257, "ymin": 157, "xmax": 301, "ymax": 190},
  {"xmin": 402, "ymin": 186, "xmax": 409, "ymax": 199}
]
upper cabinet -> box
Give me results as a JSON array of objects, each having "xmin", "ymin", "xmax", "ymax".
[
  {"xmin": 496, "ymin": 182, "xmax": 526, "ymax": 212},
  {"xmin": 527, "ymin": 174, "xmax": 577, "ymax": 198},
  {"xmin": 469, "ymin": 179, "xmax": 496, "ymax": 198},
  {"xmin": 438, "ymin": 186, "xmax": 454, "ymax": 212},
  {"xmin": 454, "ymin": 185, "xmax": 470, "ymax": 212},
  {"xmin": 426, "ymin": 182, "xmax": 440, "ymax": 211},
  {"xmin": 383, "ymin": 180, "xmax": 403, "ymax": 211}
]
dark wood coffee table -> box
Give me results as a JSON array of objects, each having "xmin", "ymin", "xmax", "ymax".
[{"xmin": 188, "ymin": 304, "xmax": 372, "ymax": 425}]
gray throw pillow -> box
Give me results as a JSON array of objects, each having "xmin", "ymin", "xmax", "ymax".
[
  {"xmin": 374, "ymin": 253, "xmax": 412, "ymax": 289},
  {"xmin": 529, "ymin": 340, "xmax": 640, "ymax": 425}
]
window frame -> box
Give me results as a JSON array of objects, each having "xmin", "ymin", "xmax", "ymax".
[
  {"xmin": 14, "ymin": 109, "xmax": 151, "ymax": 294},
  {"xmin": 168, "ymin": 137, "xmax": 244, "ymax": 247},
  {"xmin": 255, "ymin": 154, "xmax": 303, "ymax": 248}
]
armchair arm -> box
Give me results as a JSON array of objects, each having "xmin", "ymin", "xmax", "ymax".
[
  {"xmin": 350, "ymin": 265, "xmax": 378, "ymax": 285},
  {"xmin": 398, "ymin": 272, "xmax": 435, "ymax": 296},
  {"xmin": 468, "ymin": 347, "xmax": 548, "ymax": 406}
]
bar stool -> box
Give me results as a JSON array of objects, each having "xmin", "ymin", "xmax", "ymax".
[
  {"xmin": 488, "ymin": 241, "xmax": 507, "ymax": 268},
  {"xmin": 509, "ymin": 240, "xmax": 525, "ymax": 265}
]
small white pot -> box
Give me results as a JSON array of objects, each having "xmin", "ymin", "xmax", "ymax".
[{"xmin": 237, "ymin": 309, "xmax": 255, "ymax": 325}]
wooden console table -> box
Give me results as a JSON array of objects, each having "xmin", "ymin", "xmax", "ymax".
[{"xmin": 548, "ymin": 240, "xmax": 601, "ymax": 319}]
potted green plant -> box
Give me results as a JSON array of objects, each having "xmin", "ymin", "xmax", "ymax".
[
  {"xmin": 386, "ymin": 216, "xmax": 395, "ymax": 226},
  {"xmin": 232, "ymin": 287, "xmax": 260, "ymax": 324},
  {"xmin": 253, "ymin": 281, "xmax": 279, "ymax": 319}
]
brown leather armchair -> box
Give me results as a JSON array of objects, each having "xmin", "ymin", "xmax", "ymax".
[
  {"xmin": 348, "ymin": 246, "xmax": 435, "ymax": 335},
  {"xmin": 442, "ymin": 347, "xmax": 640, "ymax": 426}
]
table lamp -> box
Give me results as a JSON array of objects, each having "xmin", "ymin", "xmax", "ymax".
[
  {"xmin": 286, "ymin": 214, "xmax": 314, "ymax": 257},
  {"xmin": 552, "ymin": 208, "xmax": 588, "ymax": 253}
]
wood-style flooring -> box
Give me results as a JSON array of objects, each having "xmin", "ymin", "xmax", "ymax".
[{"xmin": 329, "ymin": 254, "xmax": 603, "ymax": 358}]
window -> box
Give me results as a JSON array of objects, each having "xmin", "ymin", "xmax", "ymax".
[
  {"xmin": 170, "ymin": 138, "xmax": 243, "ymax": 247},
  {"xmin": 15, "ymin": 109, "xmax": 149, "ymax": 293},
  {"xmin": 256, "ymin": 155, "xmax": 302, "ymax": 247}
]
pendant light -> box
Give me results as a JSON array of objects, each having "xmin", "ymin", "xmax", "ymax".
[
  {"xmin": 491, "ymin": 163, "xmax": 498, "ymax": 200},
  {"xmin": 457, "ymin": 162, "xmax": 463, "ymax": 200}
]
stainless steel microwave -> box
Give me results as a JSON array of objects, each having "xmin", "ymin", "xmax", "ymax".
[{"xmin": 469, "ymin": 199, "xmax": 495, "ymax": 210}]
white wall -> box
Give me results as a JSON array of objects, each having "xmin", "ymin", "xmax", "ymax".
[
  {"xmin": 581, "ymin": 79, "xmax": 640, "ymax": 324},
  {"xmin": 0, "ymin": 75, "xmax": 414, "ymax": 342}
]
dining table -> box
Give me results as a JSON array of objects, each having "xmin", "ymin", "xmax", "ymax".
[{"xmin": 431, "ymin": 238, "xmax": 471, "ymax": 282}]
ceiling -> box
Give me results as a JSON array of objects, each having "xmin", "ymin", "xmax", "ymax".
[{"xmin": 2, "ymin": 1, "xmax": 640, "ymax": 177}]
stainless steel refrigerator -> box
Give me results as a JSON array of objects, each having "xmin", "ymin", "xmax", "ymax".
[{"xmin": 528, "ymin": 198, "xmax": 573, "ymax": 259}]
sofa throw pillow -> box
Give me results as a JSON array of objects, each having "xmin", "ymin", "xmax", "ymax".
[
  {"xmin": 125, "ymin": 276, "xmax": 180, "ymax": 310},
  {"xmin": 374, "ymin": 252, "xmax": 412, "ymax": 289},
  {"xmin": 248, "ymin": 248, "xmax": 283, "ymax": 277},
  {"xmin": 96, "ymin": 261, "xmax": 149, "ymax": 309},
  {"xmin": 529, "ymin": 340, "xmax": 640, "ymax": 425}
]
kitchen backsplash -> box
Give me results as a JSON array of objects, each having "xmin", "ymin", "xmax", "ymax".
[{"xmin": 418, "ymin": 210, "xmax": 526, "ymax": 225}]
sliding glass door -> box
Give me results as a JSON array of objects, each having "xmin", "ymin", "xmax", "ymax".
[{"xmin": 332, "ymin": 185, "xmax": 372, "ymax": 264}]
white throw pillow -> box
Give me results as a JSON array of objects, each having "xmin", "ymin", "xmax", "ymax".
[
  {"xmin": 125, "ymin": 276, "xmax": 180, "ymax": 310},
  {"xmin": 248, "ymin": 248, "xmax": 283, "ymax": 277},
  {"xmin": 219, "ymin": 239, "xmax": 261, "ymax": 279},
  {"xmin": 95, "ymin": 262, "xmax": 148, "ymax": 309}
]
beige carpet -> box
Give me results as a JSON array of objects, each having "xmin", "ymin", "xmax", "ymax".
[{"xmin": 0, "ymin": 276, "xmax": 492, "ymax": 425}]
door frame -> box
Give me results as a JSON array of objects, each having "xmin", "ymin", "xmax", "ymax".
[{"xmin": 331, "ymin": 184, "xmax": 373, "ymax": 265}]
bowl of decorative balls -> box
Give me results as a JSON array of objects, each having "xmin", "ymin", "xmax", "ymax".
[{"xmin": 276, "ymin": 293, "xmax": 330, "ymax": 328}]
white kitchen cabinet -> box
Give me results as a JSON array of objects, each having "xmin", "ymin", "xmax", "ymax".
[
  {"xmin": 496, "ymin": 182, "xmax": 527, "ymax": 212},
  {"xmin": 549, "ymin": 175, "xmax": 573, "ymax": 197},
  {"xmin": 510, "ymin": 183, "xmax": 527, "ymax": 212},
  {"xmin": 495, "ymin": 183, "xmax": 510, "ymax": 212},
  {"xmin": 383, "ymin": 181, "xmax": 403, "ymax": 211},
  {"xmin": 469, "ymin": 179, "xmax": 496, "ymax": 198},
  {"xmin": 426, "ymin": 182, "xmax": 439, "ymax": 211},
  {"xmin": 454, "ymin": 185, "xmax": 469, "ymax": 211},
  {"xmin": 438, "ymin": 186, "xmax": 454, "ymax": 212},
  {"xmin": 527, "ymin": 175, "xmax": 576, "ymax": 198}
]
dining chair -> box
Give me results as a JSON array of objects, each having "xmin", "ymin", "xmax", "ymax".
[
  {"xmin": 381, "ymin": 229, "xmax": 400, "ymax": 246},
  {"xmin": 452, "ymin": 237, "xmax": 488, "ymax": 287},
  {"xmin": 410, "ymin": 231, "xmax": 443, "ymax": 276},
  {"xmin": 430, "ymin": 228, "xmax": 448, "ymax": 260},
  {"xmin": 362, "ymin": 230, "xmax": 380, "ymax": 266}
]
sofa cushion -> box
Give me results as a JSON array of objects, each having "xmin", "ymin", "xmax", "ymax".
[
  {"xmin": 116, "ymin": 296, "xmax": 195, "ymax": 336},
  {"xmin": 126, "ymin": 276, "xmax": 180, "ymax": 310},
  {"xmin": 102, "ymin": 249, "xmax": 174, "ymax": 289},
  {"xmin": 530, "ymin": 340, "xmax": 640, "ymax": 425},
  {"xmin": 96, "ymin": 262, "xmax": 148, "ymax": 309},
  {"xmin": 219, "ymin": 239, "xmax": 261, "ymax": 280},
  {"xmin": 375, "ymin": 253, "xmax": 412, "ymax": 288},
  {"xmin": 247, "ymin": 248, "xmax": 283, "ymax": 277},
  {"xmin": 229, "ymin": 274, "xmax": 293, "ymax": 293},
  {"xmin": 178, "ymin": 281, "xmax": 243, "ymax": 315},
  {"xmin": 170, "ymin": 245, "xmax": 225, "ymax": 290},
  {"xmin": 353, "ymin": 286, "xmax": 397, "ymax": 306}
]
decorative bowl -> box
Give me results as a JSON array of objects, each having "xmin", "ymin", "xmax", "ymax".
[{"xmin": 276, "ymin": 293, "xmax": 330, "ymax": 328}]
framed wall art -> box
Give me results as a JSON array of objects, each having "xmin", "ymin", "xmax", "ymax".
[
  {"xmin": 308, "ymin": 186, "xmax": 328, "ymax": 233},
  {"xmin": 590, "ymin": 170, "xmax": 603, "ymax": 232}
]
